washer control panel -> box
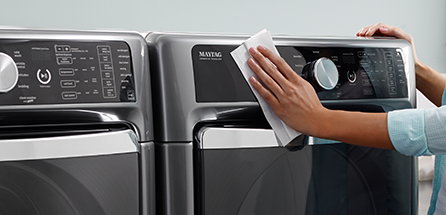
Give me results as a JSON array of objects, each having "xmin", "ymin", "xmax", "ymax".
[
  {"xmin": 279, "ymin": 46, "xmax": 408, "ymax": 100},
  {"xmin": 0, "ymin": 40, "xmax": 135, "ymax": 105},
  {"xmin": 192, "ymin": 44, "xmax": 409, "ymax": 102}
]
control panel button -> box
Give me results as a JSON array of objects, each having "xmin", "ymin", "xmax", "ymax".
[
  {"xmin": 62, "ymin": 91, "xmax": 78, "ymax": 100},
  {"xmin": 389, "ymin": 86, "xmax": 397, "ymax": 95},
  {"xmin": 0, "ymin": 52, "xmax": 19, "ymax": 93},
  {"xmin": 61, "ymin": 80, "xmax": 76, "ymax": 88},
  {"xmin": 55, "ymin": 45, "xmax": 71, "ymax": 53},
  {"xmin": 103, "ymin": 88, "xmax": 116, "ymax": 98},
  {"xmin": 57, "ymin": 57, "xmax": 73, "ymax": 65},
  {"xmin": 59, "ymin": 68, "xmax": 74, "ymax": 76},
  {"xmin": 347, "ymin": 71, "xmax": 356, "ymax": 83},
  {"xmin": 37, "ymin": 69, "xmax": 52, "ymax": 85}
]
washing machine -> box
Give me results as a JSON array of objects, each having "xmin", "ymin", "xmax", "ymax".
[
  {"xmin": 0, "ymin": 28, "xmax": 154, "ymax": 215},
  {"xmin": 146, "ymin": 32, "xmax": 417, "ymax": 215}
]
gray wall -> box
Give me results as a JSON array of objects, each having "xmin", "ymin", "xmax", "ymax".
[{"xmin": 1, "ymin": 0, "xmax": 445, "ymax": 73}]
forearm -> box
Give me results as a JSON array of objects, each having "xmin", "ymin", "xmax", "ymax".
[
  {"xmin": 416, "ymin": 61, "xmax": 446, "ymax": 107},
  {"xmin": 315, "ymin": 110, "xmax": 394, "ymax": 150}
]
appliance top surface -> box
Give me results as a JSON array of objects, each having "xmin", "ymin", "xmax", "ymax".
[{"xmin": 146, "ymin": 31, "xmax": 409, "ymax": 46}]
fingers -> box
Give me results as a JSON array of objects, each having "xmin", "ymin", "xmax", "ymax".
[
  {"xmin": 356, "ymin": 23, "xmax": 413, "ymax": 44},
  {"xmin": 249, "ymin": 76, "xmax": 280, "ymax": 107},
  {"xmin": 252, "ymin": 46, "xmax": 300, "ymax": 83},
  {"xmin": 356, "ymin": 23, "xmax": 390, "ymax": 37},
  {"xmin": 247, "ymin": 57, "xmax": 284, "ymax": 98},
  {"xmin": 248, "ymin": 47, "xmax": 289, "ymax": 92}
]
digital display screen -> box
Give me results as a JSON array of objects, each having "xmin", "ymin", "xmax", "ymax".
[{"xmin": 31, "ymin": 50, "xmax": 51, "ymax": 61}]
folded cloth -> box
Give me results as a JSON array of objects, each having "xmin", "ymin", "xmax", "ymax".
[{"xmin": 231, "ymin": 29, "xmax": 301, "ymax": 146}]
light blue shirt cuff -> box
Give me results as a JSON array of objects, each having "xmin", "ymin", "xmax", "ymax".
[
  {"xmin": 388, "ymin": 108, "xmax": 431, "ymax": 156},
  {"xmin": 442, "ymin": 88, "xmax": 446, "ymax": 106}
]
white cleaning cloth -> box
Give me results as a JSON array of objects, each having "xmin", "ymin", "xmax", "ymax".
[{"xmin": 230, "ymin": 29, "xmax": 301, "ymax": 146}]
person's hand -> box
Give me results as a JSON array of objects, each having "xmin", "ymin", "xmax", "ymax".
[
  {"xmin": 356, "ymin": 23, "xmax": 413, "ymax": 44},
  {"xmin": 247, "ymin": 45, "xmax": 394, "ymax": 149},
  {"xmin": 247, "ymin": 45, "xmax": 329, "ymax": 136},
  {"xmin": 356, "ymin": 23, "xmax": 418, "ymax": 62}
]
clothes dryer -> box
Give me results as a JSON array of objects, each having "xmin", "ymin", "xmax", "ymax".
[
  {"xmin": 0, "ymin": 29, "xmax": 154, "ymax": 215},
  {"xmin": 146, "ymin": 32, "xmax": 417, "ymax": 215}
]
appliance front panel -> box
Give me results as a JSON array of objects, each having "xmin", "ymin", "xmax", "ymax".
[
  {"xmin": 0, "ymin": 151, "xmax": 139, "ymax": 215},
  {"xmin": 195, "ymin": 127, "xmax": 416, "ymax": 215}
]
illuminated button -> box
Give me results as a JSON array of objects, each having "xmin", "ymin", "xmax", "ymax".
[{"xmin": 37, "ymin": 69, "xmax": 52, "ymax": 85}]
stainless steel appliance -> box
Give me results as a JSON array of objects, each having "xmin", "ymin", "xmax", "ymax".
[
  {"xmin": 0, "ymin": 29, "xmax": 154, "ymax": 215},
  {"xmin": 146, "ymin": 32, "xmax": 417, "ymax": 215}
]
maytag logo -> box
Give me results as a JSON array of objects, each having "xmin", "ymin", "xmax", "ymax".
[{"xmin": 198, "ymin": 51, "xmax": 222, "ymax": 61}]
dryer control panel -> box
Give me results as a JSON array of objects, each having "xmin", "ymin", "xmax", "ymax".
[
  {"xmin": 192, "ymin": 44, "xmax": 409, "ymax": 103},
  {"xmin": 279, "ymin": 46, "xmax": 408, "ymax": 100},
  {"xmin": 0, "ymin": 40, "xmax": 136, "ymax": 105}
]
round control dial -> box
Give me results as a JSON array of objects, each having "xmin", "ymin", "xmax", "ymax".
[
  {"xmin": 303, "ymin": 58, "xmax": 339, "ymax": 92},
  {"xmin": 0, "ymin": 52, "xmax": 18, "ymax": 93}
]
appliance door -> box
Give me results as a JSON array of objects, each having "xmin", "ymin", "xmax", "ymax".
[
  {"xmin": 0, "ymin": 129, "xmax": 140, "ymax": 215},
  {"xmin": 195, "ymin": 127, "xmax": 416, "ymax": 215}
]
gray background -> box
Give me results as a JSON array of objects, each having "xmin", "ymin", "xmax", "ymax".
[
  {"xmin": 1, "ymin": 0, "xmax": 444, "ymax": 74},
  {"xmin": 0, "ymin": 0, "xmax": 444, "ymax": 108}
]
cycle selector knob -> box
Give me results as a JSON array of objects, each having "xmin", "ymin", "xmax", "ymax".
[
  {"xmin": 0, "ymin": 52, "xmax": 18, "ymax": 93},
  {"xmin": 302, "ymin": 58, "xmax": 339, "ymax": 92}
]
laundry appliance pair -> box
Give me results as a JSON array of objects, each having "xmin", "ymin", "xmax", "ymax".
[{"xmin": 0, "ymin": 28, "xmax": 418, "ymax": 215}]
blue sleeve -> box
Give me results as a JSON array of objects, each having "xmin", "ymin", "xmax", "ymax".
[
  {"xmin": 388, "ymin": 89, "xmax": 446, "ymax": 156},
  {"xmin": 428, "ymin": 89, "xmax": 446, "ymax": 215},
  {"xmin": 388, "ymin": 108, "xmax": 432, "ymax": 156}
]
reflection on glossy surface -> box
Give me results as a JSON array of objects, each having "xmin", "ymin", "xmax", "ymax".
[
  {"xmin": 197, "ymin": 143, "xmax": 415, "ymax": 215},
  {"xmin": 0, "ymin": 153, "xmax": 139, "ymax": 215}
]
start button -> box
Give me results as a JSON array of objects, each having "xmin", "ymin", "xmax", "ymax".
[{"xmin": 37, "ymin": 69, "xmax": 52, "ymax": 85}]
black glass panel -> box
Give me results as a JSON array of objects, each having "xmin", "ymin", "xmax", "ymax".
[
  {"xmin": 196, "ymin": 144, "xmax": 414, "ymax": 215},
  {"xmin": 0, "ymin": 153, "xmax": 139, "ymax": 215},
  {"xmin": 0, "ymin": 40, "xmax": 136, "ymax": 105},
  {"xmin": 192, "ymin": 45, "xmax": 407, "ymax": 102}
]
